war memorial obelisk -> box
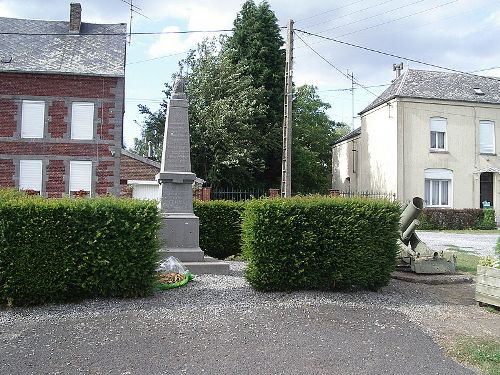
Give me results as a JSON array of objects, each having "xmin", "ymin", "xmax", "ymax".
[{"xmin": 156, "ymin": 76, "xmax": 229, "ymax": 274}]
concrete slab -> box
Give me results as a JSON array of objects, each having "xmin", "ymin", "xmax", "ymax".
[{"xmin": 392, "ymin": 270, "xmax": 473, "ymax": 284}]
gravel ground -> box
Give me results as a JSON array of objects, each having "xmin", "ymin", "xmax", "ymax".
[
  {"xmin": 0, "ymin": 261, "xmax": 492, "ymax": 375},
  {"xmin": 416, "ymin": 231, "xmax": 499, "ymax": 256}
]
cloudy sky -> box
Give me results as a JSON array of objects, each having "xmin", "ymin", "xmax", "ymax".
[{"xmin": 1, "ymin": 0, "xmax": 499, "ymax": 149}]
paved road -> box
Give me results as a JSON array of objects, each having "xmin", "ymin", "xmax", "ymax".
[
  {"xmin": 417, "ymin": 231, "xmax": 499, "ymax": 256},
  {"xmin": 0, "ymin": 264, "xmax": 475, "ymax": 375}
]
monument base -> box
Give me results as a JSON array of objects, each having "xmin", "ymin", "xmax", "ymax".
[{"xmin": 158, "ymin": 214, "xmax": 229, "ymax": 275}]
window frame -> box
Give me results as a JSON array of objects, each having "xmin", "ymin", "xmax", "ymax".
[
  {"xmin": 424, "ymin": 168, "xmax": 453, "ymax": 208},
  {"xmin": 69, "ymin": 160, "xmax": 92, "ymax": 196},
  {"xmin": 19, "ymin": 159, "xmax": 43, "ymax": 194},
  {"xmin": 71, "ymin": 102, "xmax": 95, "ymax": 140},
  {"xmin": 21, "ymin": 100, "xmax": 45, "ymax": 138},
  {"xmin": 479, "ymin": 120, "xmax": 495, "ymax": 154},
  {"xmin": 429, "ymin": 117, "xmax": 447, "ymax": 151}
]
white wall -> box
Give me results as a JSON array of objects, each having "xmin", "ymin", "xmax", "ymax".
[{"xmin": 358, "ymin": 100, "xmax": 398, "ymax": 194}]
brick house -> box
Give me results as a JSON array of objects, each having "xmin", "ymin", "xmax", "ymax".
[{"xmin": 0, "ymin": 3, "xmax": 126, "ymax": 197}]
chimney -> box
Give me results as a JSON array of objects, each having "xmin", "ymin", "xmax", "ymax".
[
  {"xmin": 69, "ymin": 3, "xmax": 82, "ymax": 34},
  {"xmin": 393, "ymin": 62, "xmax": 403, "ymax": 78}
]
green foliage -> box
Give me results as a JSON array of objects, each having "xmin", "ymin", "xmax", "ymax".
[
  {"xmin": 292, "ymin": 85, "xmax": 349, "ymax": 194},
  {"xmin": 479, "ymin": 256, "xmax": 499, "ymax": 269},
  {"xmin": 185, "ymin": 39, "xmax": 268, "ymax": 188},
  {"xmin": 194, "ymin": 200, "xmax": 245, "ymax": 259},
  {"xmin": 419, "ymin": 208, "xmax": 496, "ymax": 230},
  {"xmin": 224, "ymin": 0, "xmax": 285, "ymax": 187},
  {"xmin": 0, "ymin": 196, "xmax": 160, "ymax": 306},
  {"xmin": 242, "ymin": 197, "xmax": 400, "ymax": 291},
  {"xmin": 131, "ymin": 84, "xmax": 171, "ymax": 161}
]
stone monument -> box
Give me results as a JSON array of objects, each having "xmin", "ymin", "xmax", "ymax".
[{"xmin": 156, "ymin": 76, "xmax": 229, "ymax": 275}]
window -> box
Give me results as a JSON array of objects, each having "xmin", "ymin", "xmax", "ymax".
[
  {"xmin": 424, "ymin": 169, "xmax": 452, "ymax": 207},
  {"xmin": 430, "ymin": 117, "xmax": 447, "ymax": 151},
  {"xmin": 71, "ymin": 102, "xmax": 94, "ymax": 140},
  {"xmin": 21, "ymin": 100, "xmax": 45, "ymax": 138},
  {"xmin": 479, "ymin": 120, "xmax": 495, "ymax": 154},
  {"xmin": 69, "ymin": 161, "xmax": 92, "ymax": 196},
  {"xmin": 19, "ymin": 160, "xmax": 42, "ymax": 193}
]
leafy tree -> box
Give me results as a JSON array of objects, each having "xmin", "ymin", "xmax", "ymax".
[
  {"xmin": 225, "ymin": 0, "xmax": 285, "ymax": 187},
  {"xmin": 184, "ymin": 39, "xmax": 268, "ymax": 188},
  {"xmin": 131, "ymin": 85, "xmax": 170, "ymax": 161},
  {"xmin": 292, "ymin": 85, "xmax": 349, "ymax": 194}
]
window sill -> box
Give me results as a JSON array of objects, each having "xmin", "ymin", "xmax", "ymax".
[
  {"xmin": 429, "ymin": 149, "xmax": 449, "ymax": 154},
  {"xmin": 479, "ymin": 153, "xmax": 496, "ymax": 156},
  {"xmin": 425, "ymin": 205, "xmax": 452, "ymax": 209}
]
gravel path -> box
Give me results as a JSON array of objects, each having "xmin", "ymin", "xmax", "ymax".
[
  {"xmin": 0, "ymin": 262, "xmax": 488, "ymax": 375},
  {"xmin": 417, "ymin": 231, "xmax": 499, "ymax": 256}
]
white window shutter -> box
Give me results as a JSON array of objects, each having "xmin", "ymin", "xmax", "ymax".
[
  {"xmin": 69, "ymin": 161, "xmax": 92, "ymax": 193},
  {"xmin": 430, "ymin": 117, "xmax": 447, "ymax": 132},
  {"xmin": 479, "ymin": 120, "xmax": 495, "ymax": 154},
  {"xmin": 21, "ymin": 101, "xmax": 45, "ymax": 138},
  {"xmin": 19, "ymin": 160, "xmax": 43, "ymax": 191},
  {"xmin": 71, "ymin": 102, "xmax": 94, "ymax": 140}
]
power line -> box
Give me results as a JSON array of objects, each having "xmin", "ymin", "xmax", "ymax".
[
  {"xmin": 294, "ymin": 31, "xmax": 378, "ymax": 97},
  {"xmin": 295, "ymin": 0, "xmax": 372, "ymax": 23},
  {"xmin": 126, "ymin": 50, "xmax": 190, "ymax": 65},
  {"xmin": 318, "ymin": 0, "xmax": 427, "ymax": 34},
  {"xmin": 302, "ymin": 0, "xmax": 396, "ymax": 29},
  {"xmin": 295, "ymin": 29, "xmax": 500, "ymax": 83},
  {"xmin": 318, "ymin": 83, "xmax": 391, "ymax": 92},
  {"xmin": 0, "ymin": 29, "xmax": 234, "ymax": 36}
]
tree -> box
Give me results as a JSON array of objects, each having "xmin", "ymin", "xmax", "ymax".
[
  {"xmin": 131, "ymin": 84, "xmax": 170, "ymax": 161},
  {"xmin": 183, "ymin": 38, "xmax": 268, "ymax": 188},
  {"xmin": 292, "ymin": 85, "xmax": 349, "ymax": 194},
  {"xmin": 225, "ymin": 0, "xmax": 285, "ymax": 187}
]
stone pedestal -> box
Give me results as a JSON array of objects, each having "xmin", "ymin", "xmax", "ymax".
[{"xmin": 156, "ymin": 76, "xmax": 228, "ymax": 275}]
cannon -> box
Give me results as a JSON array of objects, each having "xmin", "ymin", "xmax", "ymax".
[{"xmin": 398, "ymin": 197, "xmax": 456, "ymax": 273}]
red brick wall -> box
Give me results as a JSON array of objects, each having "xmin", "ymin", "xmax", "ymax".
[
  {"xmin": 120, "ymin": 154, "xmax": 160, "ymax": 181},
  {"xmin": 46, "ymin": 160, "xmax": 65, "ymax": 198},
  {"xmin": 48, "ymin": 100, "xmax": 68, "ymax": 138},
  {"xmin": 0, "ymin": 72, "xmax": 124, "ymax": 196},
  {"xmin": 0, "ymin": 160, "xmax": 15, "ymax": 187},
  {"xmin": 0, "ymin": 73, "xmax": 119, "ymax": 99},
  {"xmin": 0, "ymin": 99, "xmax": 17, "ymax": 137}
]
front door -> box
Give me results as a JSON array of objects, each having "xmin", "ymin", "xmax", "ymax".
[{"xmin": 480, "ymin": 172, "xmax": 494, "ymax": 208}]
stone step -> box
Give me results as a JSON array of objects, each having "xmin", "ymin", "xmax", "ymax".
[
  {"xmin": 182, "ymin": 257, "xmax": 230, "ymax": 275},
  {"xmin": 159, "ymin": 248, "xmax": 205, "ymax": 262}
]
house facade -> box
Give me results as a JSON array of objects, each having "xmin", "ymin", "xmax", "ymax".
[
  {"xmin": 332, "ymin": 69, "xmax": 500, "ymax": 216},
  {"xmin": 0, "ymin": 4, "xmax": 127, "ymax": 197}
]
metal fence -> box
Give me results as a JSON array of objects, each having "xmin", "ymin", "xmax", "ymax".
[
  {"xmin": 331, "ymin": 190, "xmax": 397, "ymax": 201},
  {"xmin": 211, "ymin": 188, "xmax": 268, "ymax": 201}
]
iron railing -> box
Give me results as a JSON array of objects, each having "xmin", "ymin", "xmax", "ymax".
[{"xmin": 211, "ymin": 188, "xmax": 268, "ymax": 201}]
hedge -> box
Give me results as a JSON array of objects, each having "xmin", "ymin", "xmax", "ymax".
[
  {"xmin": 194, "ymin": 200, "xmax": 245, "ymax": 259},
  {"xmin": 0, "ymin": 195, "xmax": 160, "ymax": 306},
  {"xmin": 418, "ymin": 208, "xmax": 497, "ymax": 230},
  {"xmin": 242, "ymin": 197, "xmax": 400, "ymax": 291}
]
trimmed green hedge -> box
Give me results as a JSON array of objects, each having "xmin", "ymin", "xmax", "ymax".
[
  {"xmin": 419, "ymin": 208, "xmax": 496, "ymax": 230},
  {"xmin": 194, "ymin": 200, "xmax": 244, "ymax": 259},
  {"xmin": 242, "ymin": 197, "xmax": 400, "ymax": 291},
  {"xmin": 0, "ymin": 195, "xmax": 160, "ymax": 306}
]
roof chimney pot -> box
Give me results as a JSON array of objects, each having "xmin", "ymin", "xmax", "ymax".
[{"xmin": 69, "ymin": 3, "xmax": 82, "ymax": 34}]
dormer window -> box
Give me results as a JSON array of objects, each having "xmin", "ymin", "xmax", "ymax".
[{"xmin": 473, "ymin": 88, "xmax": 484, "ymax": 95}]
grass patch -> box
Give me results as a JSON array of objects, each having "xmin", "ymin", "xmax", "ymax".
[
  {"xmin": 445, "ymin": 246, "xmax": 480, "ymax": 275},
  {"xmin": 450, "ymin": 338, "xmax": 500, "ymax": 375}
]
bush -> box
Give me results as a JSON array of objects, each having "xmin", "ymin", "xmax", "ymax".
[
  {"xmin": 194, "ymin": 200, "xmax": 245, "ymax": 259},
  {"xmin": 0, "ymin": 196, "xmax": 160, "ymax": 306},
  {"xmin": 242, "ymin": 197, "xmax": 400, "ymax": 291},
  {"xmin": 419, "ymin": 208, "xmax": 496, "ymax": 230}
]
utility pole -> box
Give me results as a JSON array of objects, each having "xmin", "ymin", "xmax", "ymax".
[
  {"xmin": 281, "ymin": 19, "xmax": 294, "ymax": 198},
  {"xmin": 349, "ymin": 71, "xmax": 355, "ymax": 130}
]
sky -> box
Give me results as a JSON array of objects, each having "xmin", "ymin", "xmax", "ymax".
[{"xmin": 1, "ymin": 0, "xmax": 499, "ymax": 150}]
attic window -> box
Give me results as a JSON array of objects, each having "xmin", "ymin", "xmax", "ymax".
[
  {"xmin": 473, "ymin": 88, "xmax": 485, "ymax": 95},
  {"xmin": 1, "ymin": 56, "xmax": 12, "ymax": 63}
]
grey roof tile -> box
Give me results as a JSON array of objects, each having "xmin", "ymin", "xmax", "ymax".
[
  {"xmin": 333, "ymin": 127, "xmax": 361, "ymax": 145},
  {"xmin": 359, "ymin": 69, "xmax": 500, "ymax": 115},
  {"xmin": 0, "ymin": 17, "xmax": 126, "ymax": 77}
]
